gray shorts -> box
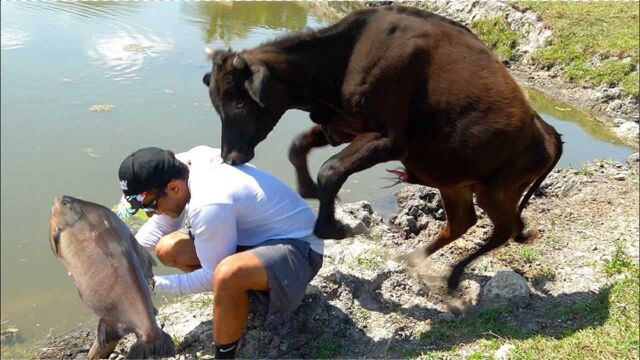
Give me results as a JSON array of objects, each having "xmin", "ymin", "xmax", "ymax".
[{"xmin": 240, "ymin": 239, "xmax": 323, "ymax": 314}]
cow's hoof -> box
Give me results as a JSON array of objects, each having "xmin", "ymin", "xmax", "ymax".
[
  {"xmin": 393, "ymin": 244, "xmax": 429, "ymax": 268},
  {"xmin": 514, "ymin": 228, "xmax": 540, "ymax": 244},
  {"xmin": 314, "ymin": 221, "xmax": 349, "ymax": 240},
  {"xmin": 447, "ymin": 267, "xmax": 464, "ymax": 293}
]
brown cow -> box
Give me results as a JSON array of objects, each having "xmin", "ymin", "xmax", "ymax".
[{"xmin": 202, "ymin": 5, "xmax": 563, "ymax": 291}]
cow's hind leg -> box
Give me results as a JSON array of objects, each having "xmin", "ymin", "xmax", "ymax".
[
  {"xmin": 288, "ymin": 125, "xmax": 330, "ymax": 199},
  {"xmin": 447, "ymin": 186, "xmax": 523, "ymax": 291},
  {"xmin": 398, "ymin": 187, "xmax": 477, "ymax": 267},
  {"xmin": 315, "ymin": 132, "xmax": 402, "ymax": 239}
]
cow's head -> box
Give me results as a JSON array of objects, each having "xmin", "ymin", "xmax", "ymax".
[{"xmin": 203, "ymin": 49, "xmax": 287, "ymax": 165}]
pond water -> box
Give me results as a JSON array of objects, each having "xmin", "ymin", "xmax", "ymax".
[{"xmin": 0, "ymin": 1, "xmax": 635, "ymax": 351}]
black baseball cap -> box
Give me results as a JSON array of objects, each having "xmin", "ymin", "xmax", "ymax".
[{"xmin": 118, "ymin": 147, "xmax": 182, "ymax": 209}]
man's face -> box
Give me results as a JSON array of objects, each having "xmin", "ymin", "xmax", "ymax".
[{"xmin": 143, "ymin": 180, "xmax": 189, "ymax": 218}]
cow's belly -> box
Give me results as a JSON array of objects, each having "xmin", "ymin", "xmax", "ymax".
[{"xmin": 400, "ymin": 154, "xmax": 480, "ymax": 189}]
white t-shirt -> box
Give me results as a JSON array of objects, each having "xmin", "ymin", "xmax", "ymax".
[{"xmin": 135, "ymin": 146, "xmax": 323, "ymax": 295}]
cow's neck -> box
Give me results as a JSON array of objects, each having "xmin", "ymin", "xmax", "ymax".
[{"xmin": 251, "ymin": 19, "xmax": 369, "ymax": 114}]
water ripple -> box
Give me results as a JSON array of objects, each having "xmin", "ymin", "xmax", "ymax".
[
  {"xmin": 1, "ymin": 27, "xmax": 31, "ymax": 50},
  {"xmin": 87, "ymin": 31, "xmax": 173, "ymax": 83}
]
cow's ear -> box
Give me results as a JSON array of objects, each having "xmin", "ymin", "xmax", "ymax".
[
  {"xmin": 202, "ymin": 72, "xmax": 211, "ymax": 87},
  {"xmin": 244, "ymin": 63, "xmax": 269, "ymax": 108}
]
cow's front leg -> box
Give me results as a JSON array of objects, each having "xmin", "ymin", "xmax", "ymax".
[
  {"xmin": 288, "ymin": 125, "xmax": 330, "ymax": 199},
  {"xmin": 315, "ymin": 132, "xmax": 402, "ymax": 239}
]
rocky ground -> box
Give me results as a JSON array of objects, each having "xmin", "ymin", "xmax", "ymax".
[{"xmin": 34, "ymin": 153, "xmax": 639, "ymax": 359}]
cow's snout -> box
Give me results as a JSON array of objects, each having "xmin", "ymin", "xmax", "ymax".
[{"xmin": 224, "ymin": 151, "xmax": 252, "ymax": 166}]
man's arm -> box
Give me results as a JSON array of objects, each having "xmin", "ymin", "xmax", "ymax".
[
  {"xmin": 135, "ymin": 213, "xmax": 184, "ymax": 252},
  {"xmin": 153, "ymin": 204, "xmax": 237, "ymax": 294}
]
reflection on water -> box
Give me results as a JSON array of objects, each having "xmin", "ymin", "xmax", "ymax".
[
  {"xmin": 526, "ymin": 87, "xmax": 628, "ymax": 146},
  {"xmin": 0, "ymin": 27, "xmax": 31, "ymax": 50},
  {"xmin": 20, "ymin": 1, "xmax": 140, "ymax": 20},
  {"xmin": 180, "ymin": 1, "xmax": 309, "ymax": 44},
  {"xmin": 88, "ymin": 31, "xmax": 174, "ymax": 82},
  {"xmin": 525, "ymin": 87, "xmax": 635, "ymax": 169}
]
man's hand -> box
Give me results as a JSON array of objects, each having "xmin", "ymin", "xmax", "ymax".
[{"xmin": 152, "ymin": 276, "xmax": 170, "ymax": 293}]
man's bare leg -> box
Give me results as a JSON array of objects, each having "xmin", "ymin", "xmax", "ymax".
[{"xmin": 212, "ymin": 251, "xmax": 269, "ymax": 356}]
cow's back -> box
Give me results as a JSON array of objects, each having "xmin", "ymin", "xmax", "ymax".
[{"xmin": 342, "ymin": 6, "xmax": 537, "ymax": 185}]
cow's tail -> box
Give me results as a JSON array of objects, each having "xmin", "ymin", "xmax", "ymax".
[{"xmin": 517, "ymin": 114, "xmax": 564, "ymax": 216}]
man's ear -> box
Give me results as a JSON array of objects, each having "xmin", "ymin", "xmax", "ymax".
[
  {"xmin": 244, "ymin": 63, "xmax": 269, "ymax": 107},
  {"xmin": 202, "ymin": 72, "xmax": 211, "ymax": 87}
]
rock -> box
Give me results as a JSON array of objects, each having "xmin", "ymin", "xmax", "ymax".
[
  {"xmin": 494, "ymin": 343, "xmax": 516, "ymax": 360},
  {"xmin": 613, "ymin": 174, "xmax": 626, "ymax": 181},
  {"xmin": 437, "ymin": 312, "xmax": 456, "ymax": 322},
  {"xmin": 615, "ymin": 121, "xmax": 639, "ymax": 140},
  {"xmin": 482, "ymin": 271, "xmax": 530, "ymax": 305},
  {"xmin": 1, "ymin": 327, "xmax": 20, "ymax": 344},
  {"xmin": 613, "ymin": 117, "xmax": 627, "ymax": 126},
  {"xmin": 459, "ymin": 279, "xmax": 482, "ymax": 306},
  {"xmin": 335, "ymin": 202, "xmax": 372, "ymax": 236},
  {"xmin": 628, "ymin": 153, "xmax": 639, "ymax": 164}
]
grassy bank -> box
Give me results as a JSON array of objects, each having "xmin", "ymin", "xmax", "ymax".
[
  {"xmin": 471, "ymin": 16, "xmax": 520, "ymax": 62},
  {"xmin": 516, "ymin": 2, "xmax": 639, "ymax": 97},
  {"xmin": 405, "ymin": 259, "xmax": 639, "ymax": 359}
]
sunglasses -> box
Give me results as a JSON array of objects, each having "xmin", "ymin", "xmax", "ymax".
[{"xmin": 126, "ymin": 188, "xmax": 166, "ymax": 214}]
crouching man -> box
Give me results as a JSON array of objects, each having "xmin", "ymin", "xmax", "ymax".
[{"xmin": 117, "ymin": 145, "xmax": 323, "ymax": 359}]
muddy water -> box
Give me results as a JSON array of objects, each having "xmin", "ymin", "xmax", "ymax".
[{"xmin": 0, "ymin": 2, "xmax": 635, "ymax": 352}]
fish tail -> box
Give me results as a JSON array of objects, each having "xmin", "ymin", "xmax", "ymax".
[{"xmin": 125, "ymin": 330, "xmax": 175, "ymax": 359}]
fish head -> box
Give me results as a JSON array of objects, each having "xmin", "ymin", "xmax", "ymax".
[{"xmin": 50, "ymin": 195, "xmax": 85, "ymax": 255}]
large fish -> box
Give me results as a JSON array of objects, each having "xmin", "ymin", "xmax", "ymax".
[{"xmin": 49, "ymin": 195, "xmax": 175, "ymax": 359}]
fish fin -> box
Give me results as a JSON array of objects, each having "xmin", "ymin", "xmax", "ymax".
[
  {"xmin": 50, "ymin": 227, "xmax": 61, "ymax": 256},
  {"xmin": 131, "ymin": 235, "xmax": 156, "ymax": 284},
  {"xmin": 97, "ymin": 319, "xmax": 129, "ymax": 349},
  {"xmin": 125, "ymin": 330, "xmax": 175, "ymax": 359},
  {"xmin": 88, "ymin": 337, "xmax": 118, "ymax": 360}
]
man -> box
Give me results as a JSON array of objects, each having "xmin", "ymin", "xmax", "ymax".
[{"xmin": 118, "ymin": 145, "xmax": 323, "ymax": 359}]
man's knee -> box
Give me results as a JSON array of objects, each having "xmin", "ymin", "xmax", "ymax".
[
  {"xmin": 213, "ymin": 257, "xmax": 242, "ymax": 293},
  {"xmin": 214, "ymin": 252, "xmax": 269, "ymax": 295},
  {"xmin": 155, "ymin": 232, "xmax": 190, "ymax": 267}
]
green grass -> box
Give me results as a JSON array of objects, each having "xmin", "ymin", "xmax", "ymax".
[
  {"xmin": 511, "ymin": 277, "xmax": 638, "ymax": 359},
  {"xmin": 471, "ymin": 16, "xmax": 520, "ymax": 62},
  {"xmin": 603, "ymin": 240, "xmax": 637, "ymax": 277},
  {"xmin": 352, "ymin": 308, "xmax": 372, "ymax": 327},
  {"xmin": 310, "ymin": 337, "xmax": 344, "ymax": 359},
  {"xmin": 516, "ymin": 2, "xmax": 639, "ymax": 96},
  {"xmin": 510, "ymin": 246, "xmax": 538, "ymax": 264},
  {"xmin": 353, "ymin": 252, "xmax": 382, "ymax": 270},
  {"xmin": 409, "ymin": 264, "xmax": 638, "ymax": 359}
]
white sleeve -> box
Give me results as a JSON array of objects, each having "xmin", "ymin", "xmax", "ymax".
[
  {"xmin": 152, "ymin": 204, "xmax": 237, "ymax": 295},
  {"xmin": 135, "ymin": 213, "xmax": 183, "ymax": 252}
]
